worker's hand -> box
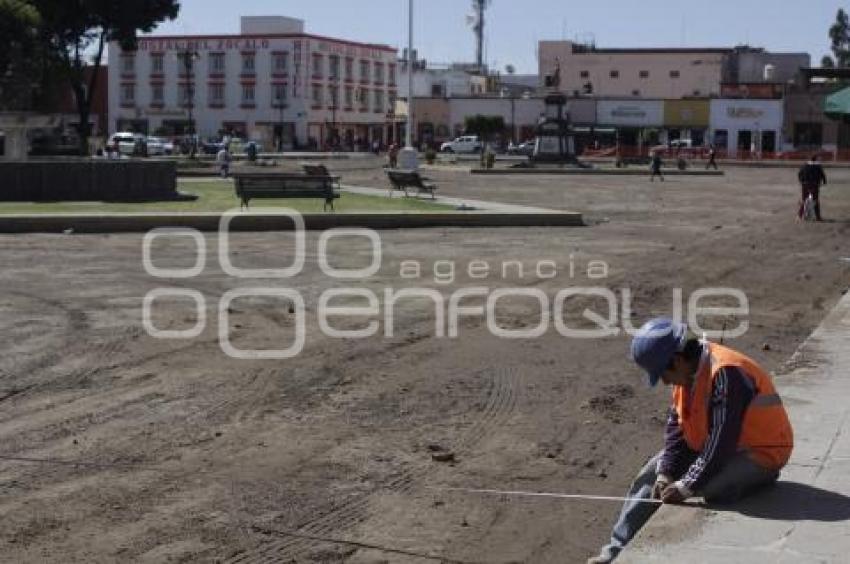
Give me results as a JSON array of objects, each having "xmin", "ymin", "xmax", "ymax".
[
  {"xmin": 660, "ymin": 484, "xmax": 687, "ymax": 504},
  {"xmin": 651, "ymin": 476, "xmax": 672, "ymax": 500}
]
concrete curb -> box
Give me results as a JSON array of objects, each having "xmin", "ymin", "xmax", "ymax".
[
  {"xmin": 470, "ymin": 168, "xmax": 725, "ymax": 176},
  {"xmin": 0, "ymin": 211, "xmax": 584, "ymax": 233}
]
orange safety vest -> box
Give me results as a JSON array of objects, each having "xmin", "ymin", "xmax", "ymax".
[{"xmin": 672, "ymin": 342, "xmax": 793, "ymax": 470}]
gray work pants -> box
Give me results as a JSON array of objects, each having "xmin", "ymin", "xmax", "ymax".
[{"xmin": 590, "ymin": 450, "xmax": 780, "ymax": 563}]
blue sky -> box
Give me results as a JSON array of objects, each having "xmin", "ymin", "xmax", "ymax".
[{"xmin": 148, "ymin": 0, "xmax": 843, "ymax": 73}]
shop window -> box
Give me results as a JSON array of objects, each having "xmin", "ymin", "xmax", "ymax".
[{"xmin": 713, "ymin": 129, "xmax": 728, "ymax": 148}]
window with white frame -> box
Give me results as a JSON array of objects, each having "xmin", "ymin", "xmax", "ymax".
[
  {"xmin": 178, "ymin": 84, "xmax": 194, "ymax": 106},
  {"xmin": 329, "ymin": 55, "xmax": 340, "ymax": 80},
  {"xmin": 374, "ymin": 62, "xmax": 384, "ymax": 84},
  {"xmin": 344, "ymin": 86, "xmax": 353, "ymax": 107},
  {"xmin": 359, "ymin": 60, "xmax": 369, "ymax": 82},
  {"xmin": 345, "ymin": 58, "xmax": 354, "ymax": 81},
  {"xmin": 374, "ymin": 90, "xmax": 384, "ymax": 112},
  {"xmin": 151, "ymin": 54, "xmax": 164, "ymax": 74},
  {"xmin": 210, "ymin": 53, "xmax": 225, "ymax": 74},
  {"xmin": 328, "ymin": 85, "xmax": 339, "ymax": 108},
  {"xmin": 209, "ymin": 84, "xmax": 224, "ymax": 105},
  {"xmin": 151, "ymin": 84, "xmax": 163, "ymax": 104},
  {"xmin": 312, "ymin": 54, "xmax": 323, "ymax": 77},
  {"xmin": 121, "ymin": 83, "xmax": 135, "ymax": 104},
  {"xmin": 242, "ymin": 84, "xmax": 255, "ymax": 104},
  {"xmin": 273, "ymin": 84, "xmax": 287, "ymax": 106},
  {"xmin": 121, "ymin": 54, "xmax": 135, "ymax": 74},
  {"xmin": 241, "ymin": 52, "xmax": 255, "ymax": 74},
  {"xmin": 273, "ymin": 52, "xmax": 288, "ymax": 74},
  {"xmin": 359, "ymin": 87, "xmax": 369, "ymax": 110},
  {"xmin": 388, "ymin": 64, "xmax": 396, "ymax": 85},
  {"xmin": 312, "ymin": 84, "xmax": 323, "ymax": 106}
]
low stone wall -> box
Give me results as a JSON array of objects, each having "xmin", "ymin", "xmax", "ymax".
[{"xmin": 0, "ymin": 160, "xmax": 179, "ymax": 201}]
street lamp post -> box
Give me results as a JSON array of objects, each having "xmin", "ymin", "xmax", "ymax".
[
  {"xmin": 275, "ymin": 99, "xmax": 288, "ymax": 152},
  {"xmin": 398, "ymin": 0, "xmax": 418, "ymax": 170},
  {"xmin": 178, "ymin": 48, "xmax": 200, "ymax": 157}
]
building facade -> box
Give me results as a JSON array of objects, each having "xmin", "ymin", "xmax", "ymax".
[
  {"xmin": 108, "ymin": 16, "xmax": 398, "ymax": 150},
  {"xmin": 539, "ymin": 41, "xmax": 728, "ymax": 99}
]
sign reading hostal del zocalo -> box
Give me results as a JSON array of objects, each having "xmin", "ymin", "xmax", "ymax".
[
  {"xmin": 596, "ymin": 100, "xmax": 663, "ymax": 127},
  {"xmin": 664, "ymin": 100, "xmax": 710, "ymax": 127}
]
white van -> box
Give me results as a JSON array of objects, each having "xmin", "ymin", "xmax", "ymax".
[
  {"xmin": 109, "ymin": 132, "xmax": 144, "ymax": 156},
  {"xmin": 440, "ymin": 135, "xmax": 482, "ymax": 153}
]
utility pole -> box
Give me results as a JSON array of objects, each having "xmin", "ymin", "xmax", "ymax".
[
  {"xmin": 473, "ymin": 0, "xmax": 488, "ymax": 73},
  {"xmin": 399, "ymin": 0, "xmax": 418, "ymax": 169}
]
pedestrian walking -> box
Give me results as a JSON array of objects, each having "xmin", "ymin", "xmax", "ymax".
[
  {"xmin": 706, "ymin": 145, "xmax": 718, "ymax": 170},
  {"xmin": 587, "ymin": 318, "xmax": 793, "ymax": 564},
  {"xmin": 388, "ymin": 143, "xmax": 399, "ymax": 169},
  {"xmin": 217, "ymin": 146, "xmax": 231, "ymax": 178},
  {"xmin": 797, "ymin": 154, "xmax": 827, "ymax": 221},
  {"xmin": 650, "ymin": 152, "xmax": 664, "ymax": 182}
]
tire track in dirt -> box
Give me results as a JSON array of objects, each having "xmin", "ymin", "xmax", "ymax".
[{"xmin": 227, "ymin": 367, "xmax": 522, "ymax": 563}]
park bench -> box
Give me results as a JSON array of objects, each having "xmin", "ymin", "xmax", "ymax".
[
  {"xmin": 233, "ymin": 173, "xmax": 340, "ymax": 211},
  {"xmin": 301, "ymin": 163, "xmax": 342, "ymax": 190},
  {"xmin": 386, "ymin": 169, "xmax": 438, "ymax": 199}
]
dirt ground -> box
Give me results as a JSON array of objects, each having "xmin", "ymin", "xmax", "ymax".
[{"xmin": 1, "ymin": 164, "xmax": 849, "ymax": 563}]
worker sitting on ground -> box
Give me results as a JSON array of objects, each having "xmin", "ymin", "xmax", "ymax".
[{"xmin": 587, "ymin": 317, "xmax": 794, "ymax": 564}]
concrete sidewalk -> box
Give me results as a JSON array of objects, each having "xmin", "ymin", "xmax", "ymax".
[
  {"xmin": 620, "ymin": 292, "xmax": 850, "ymax": 563},
  {"xmin": 341, "ymin": 184, "xmax": 564, "ymax": 214}
]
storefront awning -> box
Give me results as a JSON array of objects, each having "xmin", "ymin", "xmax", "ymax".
[{"xmin": 824, "ymin": 87, "xmax": 850, "ymax": 120}]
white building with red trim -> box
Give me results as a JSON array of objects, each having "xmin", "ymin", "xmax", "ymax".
[{"xmin": 108, "ymin": 16, "xmax": 398, "ymax": 150}]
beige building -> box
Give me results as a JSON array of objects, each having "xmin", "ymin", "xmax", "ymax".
[{"xmin": 539, "ymin": 41, "xmax": 729, "ymax": 99}]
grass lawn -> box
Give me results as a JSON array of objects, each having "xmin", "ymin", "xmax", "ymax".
[{"xmin": 0, "ymin": 181, "xmax": 453, "ymax": 214}]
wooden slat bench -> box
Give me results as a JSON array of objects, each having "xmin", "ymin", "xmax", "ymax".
[
  {"xmin": 233, "ymin": 173, "xmax": 340, "ymax": 211},
  {"xmin": 386, "ymin": 169, "xmax": 438, "ymax": 199}
]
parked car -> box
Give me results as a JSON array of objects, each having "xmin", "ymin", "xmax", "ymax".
[
  {"xmin": 110, "ymin": 132, "xmax": 145, "ymax": 156},
  {"xmin": 201, "ymin": 139, "xmax": 224, "ymax": 155},
  {"xmin": 146, "ymin": 136, "xmax": 175, "ymax": 156},
  {"xmin": 228, "ymin": 138, "xmax": 263, "ymax": 155},
  {"xmin": 507, "ymin": 140, "xmax": 535, "ymax": 156},
  {"xmin": 440, "ymin": 135, "xmax": 482, "ymax": 153}
]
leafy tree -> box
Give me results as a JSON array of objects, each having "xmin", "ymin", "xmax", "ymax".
[
  {"xmin": 0, "ymin": 0, "xmax": 42, "ymax": 110},
  {"xmin": 464, "ymin": 114, "xmax": 506, "ymax": 146},
  {"xmin": 828, "ymin": 8, "xmax": 850, "ymax": 67},
  {"xmin": 33, "ymin": 0, "xmax": 180, "ymax": 153},
  {"xmin": 822, "ymin": 55, "xmax": 836, "ymax": 68}
]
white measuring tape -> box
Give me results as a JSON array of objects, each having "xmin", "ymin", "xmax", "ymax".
[{"xmin": 427, "ymin": 486, "xmax": 664, "ymax": 505}]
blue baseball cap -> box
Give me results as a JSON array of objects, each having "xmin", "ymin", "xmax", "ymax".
[{"xmin": 630, "ymin": 318, "xmax": 688, "ymax": 387}]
